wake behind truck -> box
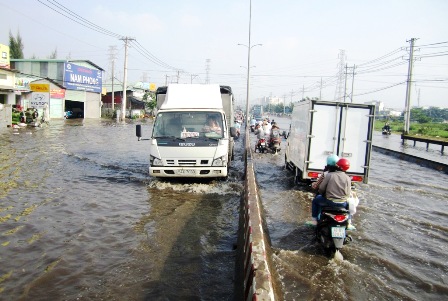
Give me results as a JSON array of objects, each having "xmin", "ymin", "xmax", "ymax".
[
  {"xmin": 136, "ymin": 84, "xmax": 237, "ymax": 178},
  {"xmin": 285, "ymin": 99, "xmax": 375, "ymax": 184}
]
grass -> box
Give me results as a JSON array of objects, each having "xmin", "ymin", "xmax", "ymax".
[{"xmin": 374, "ymin": 120, "xmax": 448, "ymax": 141}]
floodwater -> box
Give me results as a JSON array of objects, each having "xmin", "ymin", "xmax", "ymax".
[
  {"xmin": 0, "ymin": 119, "xmax": 244, "ymax": 301},
  {"xmin": 253, "ymin": 117, "xmax": 448, "ymax": 301},
  {"xmin": 2, "ymin": 117, "xmax": 447, "ymax": 301}
]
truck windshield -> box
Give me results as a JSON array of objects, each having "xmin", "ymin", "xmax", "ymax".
[{"xmin": 152, "ymin": 112, "xmax": 224, "ymax": 139}]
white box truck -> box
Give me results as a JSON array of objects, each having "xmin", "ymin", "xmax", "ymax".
[
  {"xmin": 285, "ymin": 100, "xmax": 375, "ymax": 184},
  {"xmin": 136, "ymin": 84, "xmax": 237, "ymax": 178}
]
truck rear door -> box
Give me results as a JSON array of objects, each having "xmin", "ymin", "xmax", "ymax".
[
  {"xmin": 307, "ymin": 103, "xmax": 339, "ymax": 171},
  {"xmin": 339, "ymin": 105, "xmax": 374, "ymax": 181}
]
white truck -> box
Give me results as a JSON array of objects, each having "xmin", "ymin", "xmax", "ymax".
[
  {"xmin": 285, "ymin": 99, "xmax": 375, "ymax": 184},
  {"xmin": 136, "ymin": 84, "xmax": 237, "ymax": 178}
]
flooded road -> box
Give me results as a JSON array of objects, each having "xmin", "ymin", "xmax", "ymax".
[
  {"xmin": 253, "ymin": 117, "xmax": 448, "ymax": 301},
  {"xmin": 0, "ymin": 120, "xmax": 244, "ymax": 300},
  {"xmin": 2, "ymin": 117, "xmax": 447, "ymax": 301}
]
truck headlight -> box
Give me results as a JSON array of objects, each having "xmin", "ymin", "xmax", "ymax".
[
  {"xmin": 150, "ymin": 155, "xmax": 163, "ymax": 166},
  {"xmin": 212, "ymin": 156, "xmax": 227, "ymax": 167}
]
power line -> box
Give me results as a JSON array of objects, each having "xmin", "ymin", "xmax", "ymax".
[
  {"xmin": 37, "ymin": 0, "xmax": 182, "ymax": 74},
  {"xmin": 353, "ymin": 81, "xmax": 406, "ymax": 96},
  {"xmin": 37, "ymin": 0, "xmax": 123, "ymax": 38}
]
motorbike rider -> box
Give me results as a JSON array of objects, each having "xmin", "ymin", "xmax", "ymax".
[
  {"xmin": 306, "ymin": 158, "xmax": 352, "ymax": 227},
  {"xmin": 263, "ymin": 119, "xmax": 272, "ymax": 135},
  {"xmin": 269, "ymin": 123, "xmax": 281, "ymax": 147},
  {"xmin": 250, "ymin": 117, "xmax": 257, "ymax": 129},
  {"xmin": 383, "ymin": 122, "xmax": 391, "ymax": 132},
  {"xmin": 311, "ymin": 154, "xmax": 339, "ymax": 191},
  {"xmin": 254, "ymin": 123, "xmax": 265, "ymax": 151}
]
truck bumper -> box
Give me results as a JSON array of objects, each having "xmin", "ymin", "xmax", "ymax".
[{"xmin": 149, "ymin": 166, "xmax": 228, "ymax": 178}]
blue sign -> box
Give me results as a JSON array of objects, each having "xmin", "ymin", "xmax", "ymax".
[{"xmin": 64, "ymin": 63, "xmax": 102, "ymax": 93}]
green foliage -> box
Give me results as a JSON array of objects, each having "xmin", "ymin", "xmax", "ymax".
[
  {"xmin": 411, "ymin": 107, "xmax": 448, "ymax": 123},
  {"xmin": 9, "ymin": 30, "xmax": 24, "ymax": 59},
  {"xmin": 143, "ymin": 91, "xmax": 156, "ymax": 111},
  {"xmin": 374, "ymin": 120, "xmax": 448, "ymax": 139}
]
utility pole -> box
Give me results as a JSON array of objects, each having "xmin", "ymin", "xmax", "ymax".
[
  {"xmin": 417, "ymin": 87, "xmax": 421, "ymax": 107},
  {"xmin": 334, "ymin": 49, "xmax": 346, "ymax": 102},
  {"xmin": 205, "ymin": 59, "xmax": 211, "ymax": 84},
  {"xmin": 108, "ymin": 46, "xmax": 117, "ymax": 110},
  {"xmin": 319, "ymin": 77, "xmax": 323, "ymax": 100},
  {"xmin": 404, "ymin": 38, "xmax": 418, "ymax": 134},
  {"xmin": 290, "ymin": 90, "xmax": 294, "ymax": 112},
  {"xmin": 343, "ymin": 64, "xmax": 348, "ymax": 102},
  {"xmin": 120, "ymin": 36, "xmax": 135, "ymax": 121},
  {"xmin": 350, "ymin": 64, "xmax": 356, "ymax": 103},
  {"xmin": 283, "ymin": 94, "xmax": 287, "ymax": 114}
]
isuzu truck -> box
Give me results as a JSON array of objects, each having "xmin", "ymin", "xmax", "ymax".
[
  {"xmin": 285, "ymin": 100, "xmax": 375, "ymax": 184},
  {"xmin": 136, "ymin": 84, "xmax": 237, "ymax": 178}
]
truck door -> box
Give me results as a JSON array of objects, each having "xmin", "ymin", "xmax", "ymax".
[
  {"xmin": 307, "ymin": 103, "xmax": 339, "ymax": 171},
  {"xmin": 339, "ymin": 105, "xmax": 373, "ymax": 176}
]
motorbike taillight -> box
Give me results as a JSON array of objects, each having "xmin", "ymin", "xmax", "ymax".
[{"xmin": 333, "ymin": 214, "xmax": 349, "ymax": 222}]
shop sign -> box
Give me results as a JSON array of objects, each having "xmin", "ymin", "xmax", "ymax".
[
  {"xmin": 30, "ymin": 83, "xmax": 50, "ymax": 92},
  {"xmin": 64, "ymin": 62, "xmax": 102, "ymax": 93}
]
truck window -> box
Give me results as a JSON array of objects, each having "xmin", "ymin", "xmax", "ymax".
[{"xmin": 152, "ymin": 112, "xmax": 224, "ymax": 139}]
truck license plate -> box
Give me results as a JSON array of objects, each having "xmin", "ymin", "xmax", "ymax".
[
  {"xmin": 176, "ymin": 169, "xmax": 195, "ymax": 175},
  {"xmin": 331, "ymin": 227, "xmax": 346, "ymax": 238}
]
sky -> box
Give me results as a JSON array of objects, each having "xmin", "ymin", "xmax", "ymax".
[{"xmin": 1, "ymin": 0, "xmax": 447, "ymax": 110}]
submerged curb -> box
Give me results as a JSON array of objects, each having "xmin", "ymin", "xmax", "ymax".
[{"xmin": 235, "ymin": 129, "xmax": 278, "ymax": 301}]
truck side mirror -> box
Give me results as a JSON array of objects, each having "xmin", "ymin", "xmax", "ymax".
[{"xmin": 136, "ymin": 124, "xmax": 142, "ymax": 141}]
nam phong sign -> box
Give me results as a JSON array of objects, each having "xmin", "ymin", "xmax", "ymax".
[{"xmin": 64, "ymin": 63, "xmax": 102, "ymax": 93}]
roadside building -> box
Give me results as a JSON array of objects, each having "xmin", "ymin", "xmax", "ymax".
[
  {"xmin": 101, "ymin": 82, "xmax": 149, "ymax": 118},
  {"xmin": 0, "ymin": 63, "xmax": 19, "ymax": 128},
  {"xmin": 11, "ymin": 59, "xmax": 104, "ymax": 119}
]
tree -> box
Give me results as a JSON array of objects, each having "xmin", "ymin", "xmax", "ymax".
[
  {"xmin": 411, "ymin": 108, "xmax": 431, "ymax": 123},
  {"xmin": 143, "ymin": 91, "xmax": 157, "ymax": 115},
  {"xmin": 48, "ymin": 47, "xmax": 57, "ymax": 59},
  {"xmin": 9, "ymin": 30, "xmax": 24, "ymax": 59}
]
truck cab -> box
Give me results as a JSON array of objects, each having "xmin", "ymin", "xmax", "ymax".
[{"xmin": 137, "ymin": 84, "xmax": 237, "ymax": 178}]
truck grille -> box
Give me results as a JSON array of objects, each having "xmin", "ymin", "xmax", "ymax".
[{"xmin": 165, "ymin": 159, "xmax": 209, "ymax": 166}]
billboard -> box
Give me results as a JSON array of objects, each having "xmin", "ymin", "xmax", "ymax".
[
  {"xmin": 64, "ymin": 62, "xmax": 102, "ymax": 93},
  {"xmin": 0, "ymin": 44, "xmax": 10, "ymax": 69}
]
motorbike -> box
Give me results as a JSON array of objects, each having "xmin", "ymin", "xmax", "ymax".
[
  {"xmin": 382, "ymin": 127, "xmax": 391, "ymax": 135},
  {"xmin": 255, "ymin": 138, "xmax": 268, "ymax": 153},
  {"xmin": 316, "ymin": 206, "xmax": 353, "ymax": 256},
  {"xmin": 269, "ymin": 137, "xmax": 281, "ymax": 154}
]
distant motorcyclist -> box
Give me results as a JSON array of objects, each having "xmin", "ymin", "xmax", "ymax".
[
  {"xmin": 382, "ymin": 122, "xmax": 391, "ymax": 133},
  {"xmin": 254, "ymin": 124, "xmax": 266, "ymax": 151},
  {"xmin": 250, "ymin": 117, "xmax": 256, "ymax": 127},
  {"xmin": 306, "ymin": 158, "xmax": 351, "ymax": 226},
  {"xmin": 262, "ymin": 120, "xmax": 271, "ymax": 138},
  {"xmin": 270, "ymin": 123, "xmax": 280, "ymax": 138}
]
